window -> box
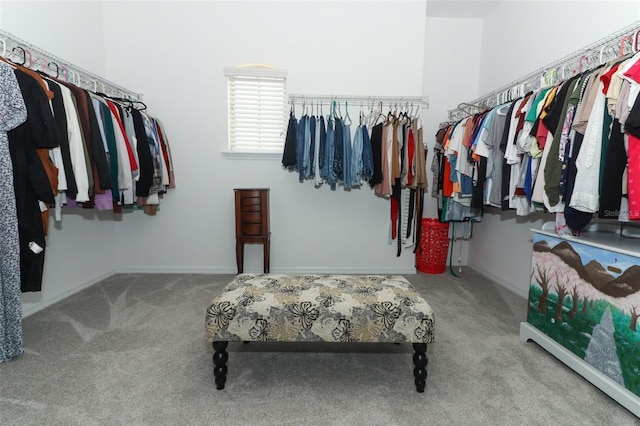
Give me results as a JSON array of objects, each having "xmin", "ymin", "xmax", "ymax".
[{"xmin": 224, "ymin": 66, "xmax": 288, "ymax": 155}]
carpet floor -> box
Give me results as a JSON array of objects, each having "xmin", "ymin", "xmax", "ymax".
[{"xmin": 1, "ymin": 269, "xmax": 638, "ymax": 425}]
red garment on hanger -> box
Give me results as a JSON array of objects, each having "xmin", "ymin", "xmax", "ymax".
[{"xmin": 106, "ymin": 100, "xmax": 139, "ymax": 172}]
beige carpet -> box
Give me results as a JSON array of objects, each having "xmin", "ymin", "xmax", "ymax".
[{"xmin": 0, "ymin": 269, "xmax": 637, "ymax": 425}]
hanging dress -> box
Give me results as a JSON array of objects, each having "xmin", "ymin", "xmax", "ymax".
[{"xmin": 0, "ymin": 62, "xmax": 28, "ymax": 363}]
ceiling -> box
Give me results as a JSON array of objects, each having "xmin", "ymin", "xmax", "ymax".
[{"xmin": 427, "ymin": 0, "xmax": 502, "ymax": 19}]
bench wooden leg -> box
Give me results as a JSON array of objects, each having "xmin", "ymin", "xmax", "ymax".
[
  {"xmin": 212, "ymin": 341, "xmax": 229, "ymax": 390},
  {"xmin": 412, "ymin": 343, "xmax": 428, "ymax": 393}
]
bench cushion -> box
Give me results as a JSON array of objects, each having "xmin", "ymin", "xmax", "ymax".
[{"xmin": 205, "ymin": 274, "xmax": 434, "ymax": 344}]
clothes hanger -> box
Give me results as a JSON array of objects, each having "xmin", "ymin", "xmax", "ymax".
[
  {"xmin": 385, "ymin": 104, "xmax": 394, "ymax": 124},
  {"xmin": 371, "ymin": 101, "xmax": 385, "ymax": 126},
  {"xmin": 561, "ymin": 62, "xmax": 570, "ymax": 80},
  {"xmin": 23, "ymin": 48, "xmax": 32, "ymax": 68},
  {"xmin": 599, "ymin": 45, "xmax": 609, "ymax": 65},
  {"xmin": 546, "ymin": 69, "xmax": 556, "ymax": 87},
  {"xmin": 367, "ymin": 101, "xmax": 376, "ymax": 128},
  {"xmin": 344, "ymin": 100, "xmax": 351, "ymax": 125},
  {"xmin": 47, "ymin": 62, "xmax": 59, "ymax": 78},
  {"xmin": 414, "ymin": 104, "xmax": 422, "ymax": 128},
  {"xmin": 66, "ymin": 67, "xmax": 77, "ymax": 85},
  {"xmin": 11, "ymin": 46, "xmax": 26, "ymax": 66},
  {"xmin": 619, "ymin": 34, "xmax": 631, "ymax": 57},
  {"xmin": 578, "ymin": 54, "xmax": 589, "ymax": 73},
  {"xmin": 97, "ymin": 91, "xmax": 148, "ymax": 111},
  {"xmin": 402, "ymin": 102, "xmax": 410, "ymax": 122},
  {"xmin": 511, "ymin": 85, "xmax": 519, "ymax": 99}
]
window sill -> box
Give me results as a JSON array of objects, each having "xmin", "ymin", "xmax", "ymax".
[{"xmin": 221, "ymin": 151, "xmax": 283, "ymax": 161}]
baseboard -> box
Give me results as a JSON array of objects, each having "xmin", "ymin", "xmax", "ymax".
[
  {"xmin": 116, "ymin": 266, "xmax": 417, "ymax": 275},
  {"xmin": 269, "ymin": 266, "xmax": 417, "ymax": 274},
  {"xmin": 468, "ymin": 262, "xmax": 529, "ymax": 299},
  {"xmin": 115, "ymin": 266, "xmax": 237, "ymax": 274},
  {"xmin": 23, "ymin": 265, "xmax": 418, "ymax": 318},
  {"xmin": 21, "ymin": 269, "xmax": 116, "ymax": 318}
]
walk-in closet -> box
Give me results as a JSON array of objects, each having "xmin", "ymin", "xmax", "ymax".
[{"xmin": 1, "ymin": 1, "xmax": 639, "ymax": 424}]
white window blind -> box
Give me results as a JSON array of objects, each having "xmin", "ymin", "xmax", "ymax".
[{"xmin": 225, "ymin": 67, "xmax": 287, "ymax": 153}]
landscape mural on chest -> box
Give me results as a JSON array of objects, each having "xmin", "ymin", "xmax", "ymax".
[{"xmin": 528, "ymin": 234, "xmax": 640, "ymax": 397}]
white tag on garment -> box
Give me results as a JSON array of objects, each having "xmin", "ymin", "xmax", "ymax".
[
  {"xmin": 38, "ymin": 201, "xmax": 48, "ymax": 212},
  {"xmin": 28, "ymin": 241, "xmax": 44, "ymax": 254}
]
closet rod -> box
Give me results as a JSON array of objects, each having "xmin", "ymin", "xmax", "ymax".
[
  {"xmin": 448, "ymin": 20, "xmax": 640, "ymax": 120},
  {"xmin": 0, "ymin": 28, "xmax": 143, "ymax": 101},
  {"xmin": 289, "ymin": 94, "xmax": 429, "ymax": 109}
]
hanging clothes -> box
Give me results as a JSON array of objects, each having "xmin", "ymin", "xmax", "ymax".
[
  {"xmin": 435, "ymin": 48, "xmax": 640, "ymax": 236},
  {"xmin": 281, "ymin": 100, "xmax": 428, "ymax": 255},
  {"xmin": 0, "ymin": 41, "xmax": 176, "ymax": 366},
  {"xmin": 130, "ymin": 108, "xmax": 155, "ymax": 203}
]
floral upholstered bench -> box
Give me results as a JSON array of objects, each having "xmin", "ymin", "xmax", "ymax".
[{"xmin": 205, "ymin": 274, "xmax": 435, "ymax": 392}]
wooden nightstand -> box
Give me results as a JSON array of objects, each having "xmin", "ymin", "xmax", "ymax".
[{"xmin": 234, "ymin": 188, "xmax": 270, "ymax": 274}]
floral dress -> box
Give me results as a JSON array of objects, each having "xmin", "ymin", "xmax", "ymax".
[{"xmin": 0, "ymin": 62, "xmax": 28, "ymax": 363}]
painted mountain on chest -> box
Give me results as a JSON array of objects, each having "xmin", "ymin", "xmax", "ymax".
[
  {"xmin": 550, "ymin": 241, "xmax": 592, "ymax": 282},
  {"xmin": 600, "ymin": 265, "xmax": 640, "ymax": 297},
  {"xmin": 534, "ymin": 239, "xmax": 640, "ymax": 298},
  {"xmin": 584, "ymin": 260, "xmax": 615, "ymax": 289}
]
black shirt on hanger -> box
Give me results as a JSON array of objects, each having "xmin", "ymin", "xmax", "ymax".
[
  {"xmin": 8, "ymin": 69, "xmax": 59, "ymax": 292},
  {"xmin": 369, "ymin": 123, "xmax": 383, "ymax": 187}
]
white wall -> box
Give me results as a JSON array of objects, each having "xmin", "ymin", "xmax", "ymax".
[
  {"xmin": 478, "ymin": 1, "xmax": 640, "ymax": 94},
  {"xmin": 0, "ymin": 0, "xmax": 440, "ymax": 318},
  {"xmin": 101, "ymin": 1, "xmax": 429, "ymax": 275},
  {"xmin": 469, "ymin": 1, "xmax": 640, "ymax": 298},
  {"xmin": 423, "ymin": 16, "xmax": 484, "ymax": 266},
  {"xmin": 0, "ymin": 1, "xmax": 119, "ymax": 316},
  {"xmin": 9, "ymin": 0, "xmax": 635, "ymax": 315},
  {"xmin": 0, "ymin": 1, "xmax": 106, "ymax": 75}
]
